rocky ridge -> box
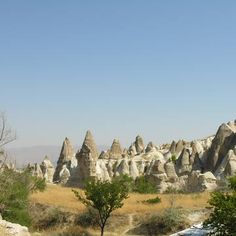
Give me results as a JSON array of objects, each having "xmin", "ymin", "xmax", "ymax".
[{"xmin": 33, "ymin": 120, "xmax": 236, "ymax": 192}]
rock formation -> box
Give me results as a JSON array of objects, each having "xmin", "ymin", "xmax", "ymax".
[
  {"xmin": 40, "ymin": 156, "xmax": 55, "ymax": 183},
  {"xmin": 205, "ymin": 121, "xmax": 236, "ymax": 173},
  {"xmin": 109, "ymin": 139, "xmax": 123, "ymax": 159},
  {"xmin": 47, "ymin": 119, "xmax": 236, "ymax": 193},
  {"xmin": 67, "ymin": 130, "xmax": 98, "ymax": 187},
  {"xmin": 53, "ymin": 137, "xmax": 76, "ymax": 183}
]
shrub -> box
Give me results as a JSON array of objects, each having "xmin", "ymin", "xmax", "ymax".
[
  {"xmin": 0, "ymin": 168, "xmax": 46, "ymax": 226},
  {"xmin": 142, "ymin": 207, "xmax": 187, "ymax": 235},
  {"xmin": 133, "ymin": 176, "xmax": 157, "ymax": 194},
  {"xmin": 142, "ymin": 196, "xmax": 161, "ymax": 204},
  {"xmin": 204, "ymin": 183, "xmax": 236, "ymax": 235},
  {"xmin": 75, "ymin": 208, "xmax": 99, "ymax": 228}
]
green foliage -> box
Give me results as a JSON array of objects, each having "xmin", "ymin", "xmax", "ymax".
[
  {"xmin": 75, "ymin": 207, "xmax": 99, "ymax": 228},
  {"xmin": 133, "ymin": 176, "xmax": 157, "ymax": 194},
  {"xmin": 171, "ymin": 154, "xmax": 177, "ymax": 163},
  {"xmin": 73, "ymin": 178, "xmax": 129, "ymax": 236},
  {"xmin": 228, "ymin": 175, "xmax": 236, "ymax": 191},
  {"xmin": 141, "ymin": 207, "xmax": 187, "ymax": 235},
  {"xmin": 142, "ymin": 196, "xmax": 161, "ymax": 204},
  {"xmin": 0, "ymin": 168, "xmax": 46, "ymax": 226},
  {"xmin": 204, "ymin": 175, "xmax": 236, "ymax": 235}
]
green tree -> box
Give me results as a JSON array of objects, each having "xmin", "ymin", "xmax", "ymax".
[
  {"xmin": 204, "ymin": 176, "xmax": 236, "ymax": 235},
  {"xmin": 73, "ymin": 178, "xmax": 129, "ymax": 236},
  {"xmin": 0, "ymin": 168, "xmax": 46, "ymax": 226}
]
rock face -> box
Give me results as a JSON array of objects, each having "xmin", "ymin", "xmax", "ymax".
[
  {"xmin": 0, "ymin": 219, "xmax": 30, "ymax": 236},
  {"xmin": 40, "ymin": 156, "xmax": 55, "ymax": 183},
  {"xmin": 49, "ymin": 119, "xmax": 236, "ymax": 193},
  {"xmin": 53, "ymin": 137, "xmax": 76, "ymax": 183},
  {"xmin": 109, "ymin": 139, "xmax": 123, "ymax": 159},
  {"xmin": 67, "ymin": 131, "xmax": 98, "ymax": 187},
  {"xmin": 205, "ymin": 121, "xmax": 236, "ymax": 173}
]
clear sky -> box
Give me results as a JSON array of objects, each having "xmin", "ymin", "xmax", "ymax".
[{"xmin": 0, "ymin": 1, "xmax": 236, "ymax": 148}]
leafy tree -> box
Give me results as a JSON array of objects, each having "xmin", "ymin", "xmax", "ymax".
[
  {"xmin": 204, "ymin": 176, "xmax": 236, "ymax": 235},
  {"xmin": 0, "ymin": 168, "xmax": 46, "ymax": 226},
  {"xmin": 73, "ymin": 178, "xmax": 129, "ymax": 236}
]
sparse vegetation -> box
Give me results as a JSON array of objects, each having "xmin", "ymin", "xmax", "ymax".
[
  {"xmin": 72, "ymin": 178, "xmax": 129, "ymax": 236},
  {"xmin": 0, "ymin": 168, "xmax": 46, "ymax": 226},
  {"xmin": 204, "ymin": 175, "xmax": 236, "ymax": 235},
  {"xmin": 142, "ymin": 196, "xmax": 161, "ymax": 204},
  {"xmin": 133, "ymin": 176, "xmax": 157, "ymax": 194}
]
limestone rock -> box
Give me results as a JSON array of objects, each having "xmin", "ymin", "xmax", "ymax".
[
  {"xmin": 98, "ymin": 151, "xmax": 109, "ymax": 159},
  {"xmin": 135, "ymin": 135, "xmax": 144, "ymax": 154},
  {"xmin": 129, "ymin": 159, "xmax": 139, "ymax": 179},
  {"xmin": 109, "ymin": 139, "xmax": 123, "ymax": 159},
  {"xmin": 58, "ymin": 164, "xmax": 71, "ymax": 184},
  {"xmin": 175, "ymin": 148, "xmax": 191, "ymax": 175},
  {"xmin": 96, "ymin": 160, "xmax": 110, "ymax": 181},
  {"xmin": 67, "ymin": 131, "xmax": 98, "ymax": 187},
  {"xmin": 205, "ymin": 122, "xmax": 236, "ymax": 172},
  {"xmin": 0, "ymin": 219, "xmax": 30, "ymax": 236},
  {"xmin": 169, "ymin": 141, "xmax": 177, "ymax": 154},
  {"xmin": 115, "ymin": 158, "xmax": 130, "ymax": 176},
  {"xmin": 40, "ymin": 156, "xmax": 55, "ymax": 183},
  {"xmin": 53, "ymin": 137, "xmax": 75, "ymax": 183},
  {"xmin": 164, "ymin": 161, "xmax": 178, "ymax": 179},
  {"xmin": 224, "ymin": 149, "xmax": 236, "ymax": 176},
  {"xmin": 145, "ymin": 142, "xmax": 156, "ymax": 153}
]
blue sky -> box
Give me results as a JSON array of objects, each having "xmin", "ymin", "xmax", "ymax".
[{"xmin": 0, "ymin": 1, "xmax": 235, "ymax": 148}]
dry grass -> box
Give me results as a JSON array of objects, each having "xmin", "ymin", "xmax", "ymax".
[{"xmin": 30, "ymin": 184, "xmax": 210, "ymax": 215}]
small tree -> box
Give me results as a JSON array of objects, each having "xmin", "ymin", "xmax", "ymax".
[
  {"xmin": 73, "ymin": 178, "xmax": 129, "ymax": 236},
  {"xmin": 204, "ymin": 176, "xmax": 236, "ymax": 235}
]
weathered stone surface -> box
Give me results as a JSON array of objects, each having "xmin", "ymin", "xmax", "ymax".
[
  {"xmin": 67, "ymin": 131, "xmax": 98, "ymax": 187},
  {"xmin": 175, "ymin": 148, "xmax": 191, "ymax": 175},
  {"xmin": 187, "ymin": 171, "xmax": 217, "ymax": 192},
  {"xmin": 205, "ymin": 122, "xmax": 236, "ymax": 172},
  {"xmin": 58, "ymin": 164, "xmax": 71, "ymax": 184},
  {"xmin": 0, "ymin": 219, "xmax": 30, "ymax": 236},
  {"xmin": 40, "ymin": 156, "xmax": 55, "ymax": 183},
  {"xmin": 169, "ymin": 141, "xmax": 176, "ymax": 154},
  {"xmin": 27, "ymin": 163, "xmax": 43, "ymax": 178},
  {"xmin": 96, "ymin": 159, "xmax": 110, "ymax": 181},
  {"xmin": 109, "ymin": 139, "xmax": 123, "ymax": 159},
  {"xmin": 164, "ymin": 161, "xmax": 178, "ymax": 179},
  {"xmin": 53, "ymin": 137, "xmax": 75, "ymax": 183},
  {"xmin": 98, "ymin": 151, "xmax": 109, "ymax": 159},
  {"xmin": 145, "ymin": 142, "xmax": 155, "ymax": 153},
  {"xmin": 224, "ymin": 148, "xmax": 236, "ymax": 177},
  {"xmin": 175, "ymin": 140, "xmax": 185, "ymax": 155},
  {"xmin": 114, "ymin": 158, "xmax": 130, "ymax": 176},
  {"xmin": 135, "ymin": 135, "xmax": 144, "ymax": 154}
]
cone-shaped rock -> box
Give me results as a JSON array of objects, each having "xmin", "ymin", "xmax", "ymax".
[
  {"xmin": 135, "ymin": 135, "xmax": 144, "ymax": 154},
  {"xmin": 109, "ymin": 139, "xmax": 123, "ymax": 159},
  {"xmin": 53, "ymin": 137, "xmax": 74, "ymax": 183},
  {"xmin": 67, "ymin": 130, "xmax": 98, "ymax": 187},
  {"xmin": 205, "ymin": 122, "xmax": 236, "ymax": 172}
]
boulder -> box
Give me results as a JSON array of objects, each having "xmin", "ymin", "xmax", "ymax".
[
  {"xmin": 175, "ymin": 148, "xmax": 191, "ymax": 175},
  {"xmin": 58, "ymin": 164, "xmax": 71, "ymax": 184},
  {"xmin": 0, "ymin": 219, "xmax": 30, "ymax": 236},
  {"xmin": 129, "ymin": 159, "xmax": 139, "ymax": 179},
  {"xmin": 135, "ymin": 135, "xmax": 144, "ymax": 154}
]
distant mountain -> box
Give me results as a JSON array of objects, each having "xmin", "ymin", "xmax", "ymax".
[{"xmin": 6, "ymin": 145, "xmax": 109, "ymax": 167}]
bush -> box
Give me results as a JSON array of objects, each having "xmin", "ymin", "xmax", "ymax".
[
  {"xmin": 164, "ymin": 186, "xmax": 185, "ymax": 194},
  {"xmin": 204, "ymin": 186, "xmax": 236, "ymax": 235},
  {"xmin": 133, "ymin": 176, "xmax": 157, "ymax": 194},
  {"xmin": 75, "ymin": 208, "xmax": 99, "ymax": 228},
  {"xmin": 142, "ymin": 196, "xmax": 161, "ymax": 204},
  {"xmin": 0, "ymin": 168, "xmax": 46, "ymax": 226},
  {"xmin": 141, "ymin": 207, "xmax": 187, "ymax": 235},
  {"xmin": 56, "ymin": 226, "xmax": 92, "ymax": 236}
]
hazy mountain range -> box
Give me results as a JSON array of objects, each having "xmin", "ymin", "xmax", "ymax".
[{"xmin": 6, "ymin": 145, "xmax": 109, "ymax": 167}]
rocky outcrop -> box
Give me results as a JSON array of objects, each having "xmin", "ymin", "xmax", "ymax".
[
  {"xmin": 40, "ymin": 156, "xmax": 55, "ymax": 183},
  {"xmin": 53, "ymin": 137, "xmax": 76, "ymax": 183},
  {"xmin": 205, "ymin": 121, "xmax": 236, "ymax": 173},
  {"xmin": 0, "ymin": 219, "xmax": 30, "ymax": 236},
  {"xmin": 128, "ymin": 135, "xmax": 144, "ymax": 156},
  {"xmin": 67, "ymin": 131, "xmax": 98, "ymax": 187},
  {"xmin": 187, "ymin": 171, "xmax": 217, "ymax": 192},
  {"xmin": 109, "ymin": 139, "xmax": 123, "ymax": 159}
]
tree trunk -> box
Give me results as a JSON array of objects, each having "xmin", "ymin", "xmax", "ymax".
[{"xmin": 100, "ymin": 225, "xmax": 104, "ymax": 236}]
